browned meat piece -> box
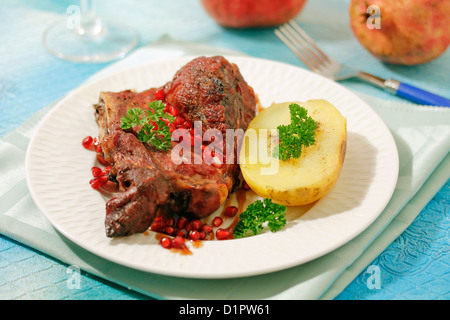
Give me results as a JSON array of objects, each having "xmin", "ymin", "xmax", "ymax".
[
  {"xmin": 164, "ymin": 55, "xmax": 256, "ymax": 134},
  {"xmin": 94, "ymin": 56, "xmax": 256, "ymax": 237}
]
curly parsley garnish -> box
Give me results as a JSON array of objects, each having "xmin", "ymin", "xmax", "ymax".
[
  {"xmin": 233, "ymin": 198, "xmax": 287, "ymax": 238},
  {"xmin": 120, "ymin": 101, "xmax": 174, "ymax": 151},
  {"xmin": 275, "ymin": 103, "xmax": 317, "ymax": 161}
]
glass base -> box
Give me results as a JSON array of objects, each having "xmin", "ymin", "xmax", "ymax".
[{"xmin": 43, "ymin": 18, "xmax": 139, "ymax": 63}]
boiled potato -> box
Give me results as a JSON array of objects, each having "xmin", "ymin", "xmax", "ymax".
[{"xmin": 239, "ymin": 99, "xmax": 346, "ymax": 206}]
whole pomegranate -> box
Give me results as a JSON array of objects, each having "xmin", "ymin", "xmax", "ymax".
[
  {"xmin": 201, "ymin": 0, "xmax": 308, "ymax": 28},
  {"xmin": 349, "ymin": 0, "xmax": 450, "ymax": 65}
]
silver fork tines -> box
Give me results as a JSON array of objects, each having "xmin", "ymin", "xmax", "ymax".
[
  {"xmin": 275, "ymin": 20, "xmax": 387, "ymax": 84},
  {"xmin": 275, "ymin": 21, "xmax": 331, "ymax": 73}
]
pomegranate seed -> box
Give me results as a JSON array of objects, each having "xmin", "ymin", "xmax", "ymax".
[
  {"xmin": 224, "ymin": 206, "xmax": 238, "ymax": 217},
  {"xmin": 177, "ymin": 216, "xmax": 188, "ymax": 229},
  {"xmin": 199, "ymin": 231, "xmax": 206, "ymax": 240},
  {"xmin": 150, "ymin": 220, "xmax": 165, "ymax": 232},
  {"xmin": 173, "ymin": 115, "xmax": 185, "ymax": 127},
  {"xmin": 102, "ymin": 165, "xmax": 112, "ymax": 175},
  {"xmin": 189, "ymin": 230, "xmax": 200, "ymax": 241},
  {"xmin": 164, "ymin": 226, "xmax": 175, "ymax": 235},
  {"xmin": 151, "ymin": 121, "xmax": 159, "ymax": 132},
  {"xmin": 89, "ymin": 177, "xmax": 102, "ymax": 189},
  {"xmin": 176, "ymin": 229, "xmax": 187, "ymax": 238},
  {"xmin": 89, "ymin": 176, "xmax": 107, "ymax": 189},
  {"xmin": 172, "ymin": 236, "xmax": 186, "ymax": 249},
  {"xmin": 183, "ymin": 120, "xmax": 193, "ymax": 129},
  {"xmin": 169, "ymin": 106, "xmax": 180, "ymax": 116},
  {"xmin": 212, "ymin": 216, "xmax": 223, "ymax": 227},
  {"xmin": 155, "ymin": 89, "xmax": 165, "ymax": 100},
  {"xmin": 191, "ymin": 220, "xmax": 202, "ymax": 231},
  {"xmin": 165, "ymin": 218, "xmax": 175, "ymax": 226},
  {"xmin": 91, "ymin": 166, "xmax": 103, "ymax": 178},
  {"xmin": 82, "ymin": 136, "xmax": 94, "ymax": 149},
  {"xmin": 93, "ymin": 138, "xmax": 102, "ymax": 153},
  {"xmin": 96, "ymin": 153, "xmax": 108, "ymax": 166},
  {"xmin": 216, "ymin": 228, "xmax": 231, "ymax": 240},
  {"xmin": 160, "ymin": 237, "xmax": 172, "ymax": 249},
  {"xmin": 201, "ymin": 224, "xmax": 213, "ymax": 234}
]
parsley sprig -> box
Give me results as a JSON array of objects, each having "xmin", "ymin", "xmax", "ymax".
[
  {"xmin": 233, "ymin": 198, "xmax": 287, "ymax": 238},
  {"xmin": 275, "ymin": 103, "xmax": 317, "ymax": 161},
  {"xmin": 120, "ymin": 101, "xmax": 175, "ymax": 151}
]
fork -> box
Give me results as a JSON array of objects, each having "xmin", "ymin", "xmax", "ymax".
[{"xmin": 275, "ymin": 20, "xmax": 450, "ymax": 107}]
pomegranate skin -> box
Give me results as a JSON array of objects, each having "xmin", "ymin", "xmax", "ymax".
[
  {"xmin": 349, "ymin": 0, "xmax": 450, "ymax": 65},
  {"xmin": 201, "ymin": 0, "xmax": 308, "ymax": 28}
]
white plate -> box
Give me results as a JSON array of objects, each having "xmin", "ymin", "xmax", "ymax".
[{"xmin": 26, "ymin": 56, "xmax": 398, "ymax": 279}]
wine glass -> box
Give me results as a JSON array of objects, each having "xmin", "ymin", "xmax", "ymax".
[{"xmin": 43, "ymin": 0, "xmax": 139, "ymax": 63}]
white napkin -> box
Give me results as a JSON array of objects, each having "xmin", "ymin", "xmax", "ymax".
[{"xmin": 1, "ymin": 39, "xmax": 449, "ymax": 299}]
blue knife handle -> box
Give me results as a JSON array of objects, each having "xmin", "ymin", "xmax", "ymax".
[{"xmin": 396, "ymin": 83, "xmax": 450, "ymax": 107}]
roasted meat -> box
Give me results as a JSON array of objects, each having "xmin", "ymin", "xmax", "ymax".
[{"xmin": 94, "ymin": 56, "xmax": 256, "ymax": 237}]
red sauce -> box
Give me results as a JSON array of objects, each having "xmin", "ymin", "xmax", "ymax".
[
  {"xmin": 170, "ymin": 246, "xmax": 192, "ymax": 255},
  {"xmin": 191, "ymin": 240, "xmax": 203, "ymax": 248}
]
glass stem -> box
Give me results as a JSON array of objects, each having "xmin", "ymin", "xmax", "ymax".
[{"xmin": 77, "ymin": 0, "xmax": 104, "ymax": 38}]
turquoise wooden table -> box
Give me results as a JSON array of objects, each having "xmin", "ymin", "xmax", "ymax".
[{"xmin": 0, "ymin": 0, "xmax": 449, "ymax": 300}]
